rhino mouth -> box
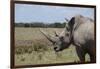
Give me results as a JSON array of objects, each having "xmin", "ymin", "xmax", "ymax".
[
  {"xmin": 54, "ymin": 46, "xmax": 64, "ymax": 52},
  {"xmin": 54, "ymin": 47, "xmax": 61, "ymax": 52},
  {"xmin": 54, "ymin": 42, "xmax": 71, "ymax": 52}
]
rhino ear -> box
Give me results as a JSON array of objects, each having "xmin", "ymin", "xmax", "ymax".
[
  {"xmin": 68, "ymin": 17, "xmax": 75, "ymax": 30},
  {"xmin": 65, "ymin": 18, "xmax": 69, "ymax": 22},
  {"xmin": 65, "ymin": 24, "xmax": 70, "ymax": 31}
]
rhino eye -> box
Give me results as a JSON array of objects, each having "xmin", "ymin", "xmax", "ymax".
[
  {"xmin": 66, "ymin": 33, "xmax": 69, "ymax": 36},
  {"xmin": 60, "ymin": 36, "xmax": 64, "ymax": 41},
  {"xmin": 53, "ymin": 42, "xmax": 56, "ymax": 45}
]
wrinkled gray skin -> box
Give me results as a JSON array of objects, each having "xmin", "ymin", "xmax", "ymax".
[{"xmin": 40, "ymin": 15, "xmax": 96, "ymax": 63}]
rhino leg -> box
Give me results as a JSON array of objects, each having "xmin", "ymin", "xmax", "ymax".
[
  {"xmin": 87, "ymin": 44, "xmax": 96, "ymax": 62},
  {"xmin": 88, "ymin": 49, "xmax": 96, "ymax": 62},
  {"xmin": 89, "ymin": 54, "xmax": 96, "ymax": 62},
  {"xmin": 76, "ymin": 46, "xmax": 86, "ymax": 63}
]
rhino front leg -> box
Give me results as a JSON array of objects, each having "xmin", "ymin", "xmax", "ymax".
[
  {"xmin": 89, "ymin": 54, "xmax": 96, "ymax": 63},
  {"xmin": 88, "ymin": 49, "xmax": 96, "ymax": 63},
  {"xmin": 76, "ymin": 46, "xmax": 86, "ymax": 63},
  {"xmin": 87, "ymin": 44, "xmax": 96, "ymax": 63}
]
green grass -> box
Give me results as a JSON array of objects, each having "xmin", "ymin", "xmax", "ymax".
[{"xmin": 15, "ymin": 27, "xmax": 90, "ymax": 66}]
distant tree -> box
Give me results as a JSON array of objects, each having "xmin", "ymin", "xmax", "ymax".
[
  {"xmin": 25, "ymin": 23, "xmax": 30, "ymax": 27},
  {"xmin": 15, "ymin": 23, "xmax": 25, "ymax": 27},
  {"xmin": 53, "ymin": 22, "xmax": 61, "ymax": 28},
  {"xmin": 15, "ymin": 22, "xmax": 67, "ymax": 28}
]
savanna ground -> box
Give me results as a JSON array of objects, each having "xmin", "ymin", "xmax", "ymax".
[{"xmin": 15, "ymin": 27, "xmax": 90, "ymax": 66}]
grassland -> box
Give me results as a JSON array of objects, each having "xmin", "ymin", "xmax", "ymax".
[{"xmin": 15, "ymin": 27, "xmax": 90, "ymax": 66}]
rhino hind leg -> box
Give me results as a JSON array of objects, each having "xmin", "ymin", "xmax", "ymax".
[{"xmin": 76, "ymin": 46, "xmax": 86, "ymax": 63}]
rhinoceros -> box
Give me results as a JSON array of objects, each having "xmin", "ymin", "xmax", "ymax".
[{"xmin": 40, "ymin": 15, "xmax": 96, "ymax": 63}]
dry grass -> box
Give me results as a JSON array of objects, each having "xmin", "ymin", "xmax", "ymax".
[{"xmin": 15, "ymin": 27, "xmax": 90, "ymax": 66}]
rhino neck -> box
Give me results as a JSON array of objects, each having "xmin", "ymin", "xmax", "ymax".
[{"xmin": 70, "ymin": 30, "xmax": 74, "ymax": 45}]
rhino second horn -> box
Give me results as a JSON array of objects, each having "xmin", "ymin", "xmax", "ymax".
[{"xmin": 54, "ymin": 31, "xmax": 59, "ymax": 37}]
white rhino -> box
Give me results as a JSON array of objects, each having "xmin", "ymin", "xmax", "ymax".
[{"xmin": 40, "ymin": 15, "xmax": 96, "ymax": 63}]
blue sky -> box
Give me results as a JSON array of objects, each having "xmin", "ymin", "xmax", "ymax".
[{"xmin": 15, "ymin": 4, "xmax": 94, "ymax": 23}]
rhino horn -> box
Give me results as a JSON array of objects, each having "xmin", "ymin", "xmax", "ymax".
[
  {"xmin": 54, "ymin": 30, "xmax": 59, "ymax": 37},
  {"xmin": 59, "ymin": 28, "xmax": 65, "ymax": 36},
  {"xmin": 39, "ymin": 28, "xmax": 55, "ymax": 43}
]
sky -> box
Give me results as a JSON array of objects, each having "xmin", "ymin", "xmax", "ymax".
[{"xmin": 15, "ymin": 4, "xmax": 94, "ymax": 23}]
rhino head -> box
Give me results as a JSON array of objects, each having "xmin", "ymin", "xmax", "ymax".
[{"xmin": 40, "ymin": 17, "xmax": 75, "ymax": 52}]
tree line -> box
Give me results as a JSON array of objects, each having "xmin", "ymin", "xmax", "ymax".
[{"xmin": 15, "ymin": 22, "xmax": 67, "ymax": 28}]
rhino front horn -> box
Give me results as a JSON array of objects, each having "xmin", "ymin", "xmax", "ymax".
[{"xmin": 39, "ymin": 28, "xmax": 55, "ymax": 43}]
